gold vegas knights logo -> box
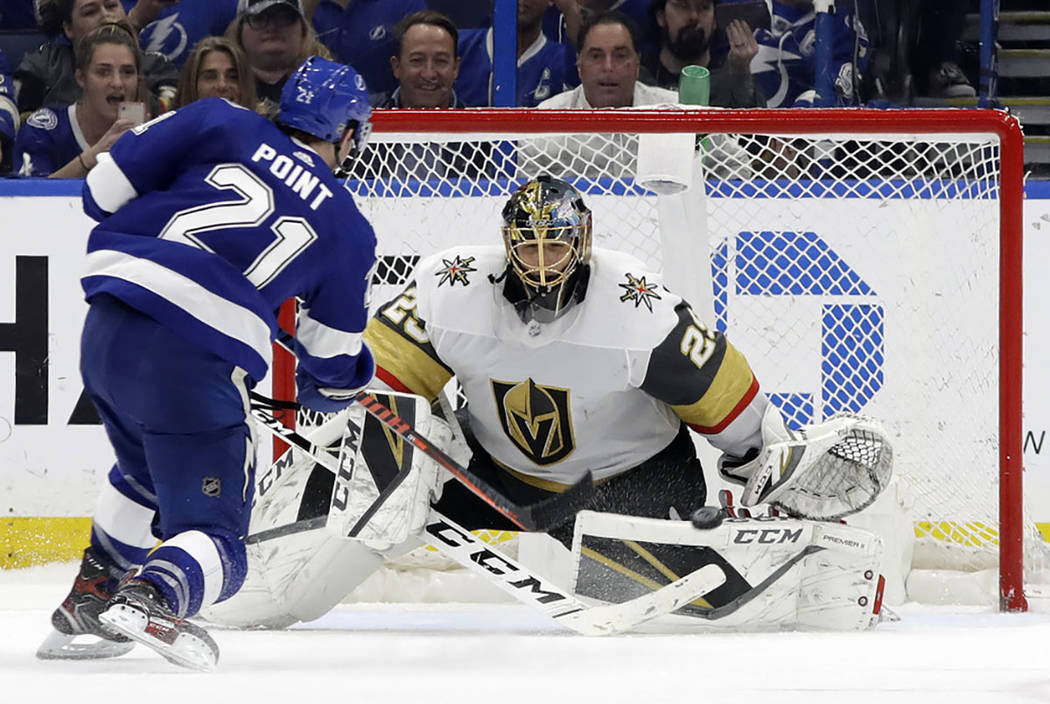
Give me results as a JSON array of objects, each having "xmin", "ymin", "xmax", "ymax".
[{"xmin": 491, "ymin": 378, "xmax": 575, "ymax": 465}]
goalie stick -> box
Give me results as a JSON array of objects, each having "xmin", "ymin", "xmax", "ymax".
[{"xmin": 246, "ymin": 404, "xmax": 727, "ymax": 635}]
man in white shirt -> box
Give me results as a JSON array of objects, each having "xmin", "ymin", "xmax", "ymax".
[
  {"xmin": 525, "ymin": 11, "xmax": 676, "ymax": 179},
  {"xmin": 537, "ymin": 10, "xmax": 676, "ymax": 109}
]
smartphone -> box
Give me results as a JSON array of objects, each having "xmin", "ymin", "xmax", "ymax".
[
  {"xmin": 118, "ymin": 101, "xmax": 146, "ymax": 125},
  {"xmin": 714, "ymin": 0, "xmax": 771, "ymax": 31}
]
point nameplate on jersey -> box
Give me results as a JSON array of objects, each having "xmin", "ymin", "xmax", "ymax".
[{"xmin": 250, "ymin": 143, "xmax": 333, "ymax": 210}]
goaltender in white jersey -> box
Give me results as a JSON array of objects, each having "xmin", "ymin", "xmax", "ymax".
[
  {"xmin": 203, "ymin": 175, "xmax": 894, "ymax": 631},
  {"xmin": 370, "ymin": 245, "xmax": 764, "ymax": 488}
]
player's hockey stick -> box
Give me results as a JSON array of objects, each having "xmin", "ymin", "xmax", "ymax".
[
  {"xmin": 247, "ymin": 405, "xmax": 726, "ymax": 635},
  {"xmin": 251, "ymin": 391, "xmax": 593, "ymax": 534}
]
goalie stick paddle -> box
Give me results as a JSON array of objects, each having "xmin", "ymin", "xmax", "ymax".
[
  {"xmin": 247, "ymin": 405, "xmax": 726, "ymax": 635},
  {"xmin": 251, "ymin": 392, "xmax": 593, "ymax": 532}
]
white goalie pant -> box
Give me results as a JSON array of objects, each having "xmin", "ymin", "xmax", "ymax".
[
  {"xmin": 201, "ymin": 393, "xmax": 451, "ymax": 629},
  {"xmin": 573, "ymin": 511, "xmax": 886, "ymax": 631}
]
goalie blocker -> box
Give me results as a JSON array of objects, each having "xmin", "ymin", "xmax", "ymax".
[{"xmin": 573, "ymin": 510, "xmax": 886, "ymax": 631}]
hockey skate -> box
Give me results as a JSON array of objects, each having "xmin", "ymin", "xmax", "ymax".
[
  {"xmin": 36, "ymin": 546, "xmax": 135, "ymax": 660},
  {"xmin": 99, "ymin": 578, "xmax": 219, "ymax": 672}
]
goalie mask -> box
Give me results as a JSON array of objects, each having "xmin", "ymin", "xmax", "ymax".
[{"xmin": 500, "ymin": 175, "xmax": 592, "ymax": 324}]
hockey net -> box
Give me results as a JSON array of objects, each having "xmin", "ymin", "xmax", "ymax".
[{"xmin": 277, "ymin": 108, "xmax": 1038, "ymax": 610}]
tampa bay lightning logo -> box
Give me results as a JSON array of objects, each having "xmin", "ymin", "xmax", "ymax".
[
  {"xmin": 533, "ymin": 67, "xmax": 551, "ymax": 101},
  {"xmin": 27, "ymin": 108, "xmax": 58, "ymax": 131},
  {"xmin": 141, "ymin": 13, "xmax": 189, "ymax": 63}
]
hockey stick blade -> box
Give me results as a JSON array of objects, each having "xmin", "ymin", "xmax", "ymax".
[{"xmin": 558, "ymin": 563, "xmax": 726, "ymax": 636}]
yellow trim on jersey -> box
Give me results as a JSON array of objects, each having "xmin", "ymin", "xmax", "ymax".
[
  {"xmin": 1, "ymin": 517, "xmax": 91, "ymax": 568},
  {"xmin": 671, "ymin": 342, "xmax": 755, "ymax": 430},
  {"xmin": 364, "ymin": 320, "xmax": 452, "ymax": 401}
]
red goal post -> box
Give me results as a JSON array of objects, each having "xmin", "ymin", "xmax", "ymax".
[{"xmin": 272, "ymin": 107, "xmax": 1028, "ymax": 611}]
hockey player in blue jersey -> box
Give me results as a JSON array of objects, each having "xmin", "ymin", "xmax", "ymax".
[{"xmin": 36, "ymin": 55, "xmax": 377, "ymax": 672}]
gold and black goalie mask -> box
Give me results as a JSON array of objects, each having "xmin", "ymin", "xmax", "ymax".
[{"xmin": 500, "ymin": 174, "xmax": 592, "ymax": 323}]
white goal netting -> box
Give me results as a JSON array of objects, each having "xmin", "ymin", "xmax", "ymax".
[{"xmin": 288, "ymin": 108, "xmax": 1040, "ymax": 606}]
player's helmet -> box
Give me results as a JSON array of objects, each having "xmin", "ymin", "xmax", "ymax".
[
  {"xmin": 500, "ymin": 175, "xmax": 593, "ymax": 324},
  {"xmin": 277, "ymin": 56, "xmax": 373, "ymax": 171}
]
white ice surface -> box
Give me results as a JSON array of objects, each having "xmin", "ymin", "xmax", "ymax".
[{"xmin": 4, "ymin": 563, "xmax": 1050, "ymax": 704}]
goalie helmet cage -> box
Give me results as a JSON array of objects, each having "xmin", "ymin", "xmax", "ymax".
[{"xmin": 271, "ymin": 108, "xmax": 1028, "ymax": 612}]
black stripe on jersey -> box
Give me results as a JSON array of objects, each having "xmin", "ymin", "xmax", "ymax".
[{"xmin": 640, "ymin": 301, "xmax": 728, "ymax": 406}]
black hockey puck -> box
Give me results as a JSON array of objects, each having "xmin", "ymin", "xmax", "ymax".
[{"xmin": 691, "ymin": 506, "xmax": 724, "ymax": 529}]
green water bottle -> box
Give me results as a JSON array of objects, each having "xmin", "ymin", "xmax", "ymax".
[{"xmin": 678, "ymin": 64, "xmax": 711, "ymax": 106}]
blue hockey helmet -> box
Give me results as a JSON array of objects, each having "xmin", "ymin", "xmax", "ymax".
[{"xmin": 278, "ymin": 56, "xmax": 373, "ymax": 151}]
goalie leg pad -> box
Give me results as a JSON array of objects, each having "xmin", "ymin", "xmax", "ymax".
[
  {"xmin": 328, "ymin": 392, "xmax": 452, "ymax": 552},
  {"xmin": 572, "ymin": 511, "xmax": 885, "ymax": 631},
  {"xmin": 719, "ymin": 404, "xmax": 894, "ymax": 520}
]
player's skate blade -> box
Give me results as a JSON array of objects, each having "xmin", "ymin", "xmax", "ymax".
[
  {"xmin": 37, "ymin": 545, "xmax": 134, "ymax": 660},
  {"xmin": 36, "ymin": 629, "xmax": 135, "ymax": 660},
  {"xmin": 99, "ymin": 582, "xmax": 219, "ymax": 672}
]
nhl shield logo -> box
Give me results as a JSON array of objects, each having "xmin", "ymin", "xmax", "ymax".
[
  {"xmin": 202, "ymin": 477, "xmax": 222, "ymax": 498},
  {"xmin": 492, "ymin": 378, "xmax": 575, "ymax": 465}
]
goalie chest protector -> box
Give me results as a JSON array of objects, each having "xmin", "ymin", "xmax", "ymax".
[{"xmin": 375, "ymin": 245, "xmax": 689, "ymax": 484}]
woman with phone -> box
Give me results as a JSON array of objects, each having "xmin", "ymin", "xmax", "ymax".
[
  {"xmin": 13, "ymin": 21, "xmax": 146, "ymax": 178},
  {"xmin": 173, "ymin": 37, "xmax": 257, "ymax": 110},
  {"xmin": 13, "ymin": 0, "xmax": 177, "ymax": 115}
]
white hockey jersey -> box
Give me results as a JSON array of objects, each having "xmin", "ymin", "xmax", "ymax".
[{"xmin": 365, "ymin": 245, "xmax": 766, "ymax": 487}]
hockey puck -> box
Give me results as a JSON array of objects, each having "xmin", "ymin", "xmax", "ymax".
[{"xmin": 691, "ymin": 506, "xmax": 724, "ymax": 529}]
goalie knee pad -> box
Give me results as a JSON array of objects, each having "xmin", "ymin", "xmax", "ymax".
[{"xmin": 572, "ymin": 511, "xmax": 885, "ymax": 631}]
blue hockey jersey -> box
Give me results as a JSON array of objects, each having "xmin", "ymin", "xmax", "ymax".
[
  {"xmin": 13, "ymin": 104, "xmax": 86, "ymax": 177},
  {"xmin": 455, "ymin": 28, "xmax": 568, "ymax": 107},
  {"xmin": 312, "ymin": 0, "xmax": 426, "ymax": 105},
  {"xmin": 0, "ymin": 49, "xmax": 15, "ymax": 149},
  {"xmin": 751, "ymin": 0, "xmax": 869, "ymax": 107},
  {"xmin": 81, "ymin": 98, "xmax": 377, "ymax": 391},
  {"xmin": 122, "ymin": 0, "xmax": 238, "ymax": 67}
]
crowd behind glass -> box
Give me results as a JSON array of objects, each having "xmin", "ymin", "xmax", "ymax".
[{"xmin": 0, "ymin": 0, "xmax": 982, "ymax": 178}]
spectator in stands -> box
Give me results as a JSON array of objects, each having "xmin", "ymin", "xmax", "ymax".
[
  {"xmin": 14, "ymin": 0, "xmax": 178, "ymax": 114},
  {"xmin": 642, "ymin": 0, "xmax": 763, "ymax": 108},
  {"xmin": 13, "ymin": 21, "xmax": 144, "ymax": 177},
  {"xmin": 529, "ymin": 11, "xmax": 751, "ymax": 179},
  {"xmin": 751, "ymin": 0, "xmax": 869, "ymax": 107},
  {"xmin": 365, "ymin": 12, "xmax": 492, "ymax": 180},
  {"xmin": 1, "ymin": 48, "xmax": 17, "ymax": 174},
  {"xmin": 227, "ymin": 0, "xmax": 330, "ymax": 108},
  {"xmin": 311, "ymin": 0, "xmax": 424, "ymax": 106},
  {"xmin": 122, "ymin": 0, "xmax": 239, "ymax": 69},
  {"xmin": 456, "ymin": 0, "xmax": 570, "ymax": 107},
  {"xmin": 380, "ymin": 10, "xmax": 464, "ymax": 109},
  {"xmin": 538, "ymin": 11, "xmax": 675, "ymax": 109},
  {"xmin": 173, "ymin": 36, "xmax": 256, "ymax": 108}
]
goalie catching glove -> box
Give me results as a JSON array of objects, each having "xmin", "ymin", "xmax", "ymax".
[{"xmin": 718, "ymin": 404, "xmax": 893, "ymax": 520}]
